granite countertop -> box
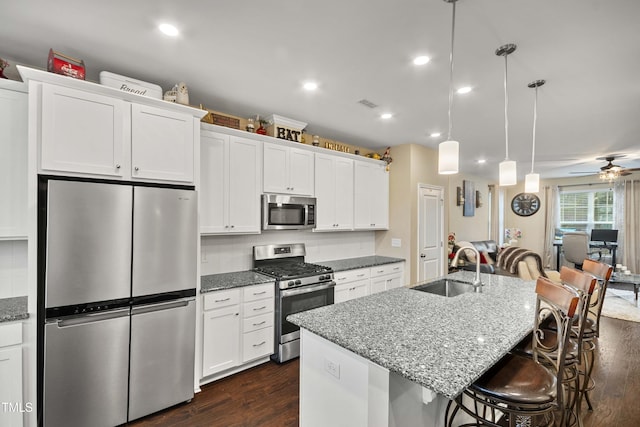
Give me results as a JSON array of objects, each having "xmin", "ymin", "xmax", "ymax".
[
  {"xmin": 201, "ymin": 271, "xmax": 275, "ymax": 293},
  {"xmin": 288, "ymin": 270, "xmax": 537, "ymax": 399},
  {"xmin": 319, "ymin": 255, "xmax": 405, "ymax": 272},
  {"xmin": 0, "ymin": 296, "xmax": 29, "ymax": 323}
]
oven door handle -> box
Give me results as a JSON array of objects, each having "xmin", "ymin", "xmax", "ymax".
[{"xmin": 280, "ymin": 281, "xmax": 335, "ymax": 297}]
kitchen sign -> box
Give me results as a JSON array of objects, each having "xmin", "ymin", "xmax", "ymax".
[{"xmin": 266, "ymin": 114, "xmax": 307, "ymax": 144}]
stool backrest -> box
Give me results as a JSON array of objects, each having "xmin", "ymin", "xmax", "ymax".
[
  {"xmin": 581, "ymin": 259, "xmax": 613, "ymax": 336},
  {"xmin": 559, "ymin": 266, "xmax": 598, "ymax": 357},
  {"xmin": 533, "ymin": 277, "xmax": 580, "ymax": 402}
]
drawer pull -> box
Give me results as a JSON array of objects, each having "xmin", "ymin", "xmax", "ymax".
[
  {"xmin": 356, "ymin": 274, "xmax": 365, "ymax": 277},
  {"xmin": 377, "ymin": 270, "xmax": 384, "ymax": 274},
  {"xmin": 253, "ymin": 341, "xmax": 266, "ymax": 347},
  {"xmin": 253, "ymin": 305, "xmax": 267, "ymax": 311},
  {"xmin": 253, "ymin": 291, "xmax": 267, "ymax": 295},
  {"xmin": 253, "ymin": 321, "xmax": 267, "ymax": 327},
  {"xmin": 349, "ymin": 287, "xmax": 356, "ymax": 291},
  {"xmin": 0, "ymin": 357, "xmax": 9, "ymax": 362},
  {"xmin": 337, "ymin": 277, "xmax": 347, "ymax": 281},
  {"xmin": 214, "ymin": 297, "xmax": 231, "ymax": 303},
  {"xmin": 393, "ymin": 267, "xmax": 400, "ymax": 271}
]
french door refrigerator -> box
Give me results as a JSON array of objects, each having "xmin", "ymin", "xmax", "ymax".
[{"xmin": 38, "ymin": 177, "xmax": 197, "ymax": 427}]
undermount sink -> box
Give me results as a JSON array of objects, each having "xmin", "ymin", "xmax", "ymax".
[{"xmin": 411, "ymin": 279, "xmax": 476, "ymax": 297}]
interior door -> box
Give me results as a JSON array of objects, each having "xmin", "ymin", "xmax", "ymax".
[{"xmin": 418, "ymin": 185, "xmax": 444, "ymax": 282}]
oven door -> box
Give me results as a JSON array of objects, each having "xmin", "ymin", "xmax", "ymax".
[{"xmin": 278, "ymin": 281, "xmax": 335, "ymax": 344}]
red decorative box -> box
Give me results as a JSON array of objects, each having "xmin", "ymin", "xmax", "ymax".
[{"xmin": 47, "ymin": 49, "xmax": 85, "ymax": 80}]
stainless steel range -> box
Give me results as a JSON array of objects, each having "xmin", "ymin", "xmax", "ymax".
[{"xmin": 253, "ymin": 243, "xmax": 335, "ymax": 363}]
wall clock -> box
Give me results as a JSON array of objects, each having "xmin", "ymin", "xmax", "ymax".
[{"xmin": 511, "ymin": 193, "xmax": 540, "ymax": 217}]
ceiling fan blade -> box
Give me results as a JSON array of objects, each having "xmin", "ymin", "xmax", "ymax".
[{"xmin": 569, "ymin": 171, "xmax": 597, "ymax": 174}]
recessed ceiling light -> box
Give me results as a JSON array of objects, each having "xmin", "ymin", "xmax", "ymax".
[
  {"xmin": 477, "ymin": 159, "xmax": 486, "ymax": 164},
  {"xmin": 303, "ymin": 81, "xmax": 318, "ymax": 91},
  {"xmin": 159, "ymin": 23, "xmax": 179, "ymax": 37},
  {"xmin": 457, "ymin": 86, "xmax": 472, "ymax": 94},
  {"xmin": 413, "ymin": 56, "xmax": 430, "ymax": 66},
  {"xmin": 430, "ymin": 132, "xmax": 441, "ymax": 138},
  {"xmin": 380, "ymin": 113, "xmax": 393, "ymax": 119}
]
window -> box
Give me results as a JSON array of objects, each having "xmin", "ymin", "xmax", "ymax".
[{"xmin": 559, "ymin": 188, "xmax": 615, "ymax": 232}]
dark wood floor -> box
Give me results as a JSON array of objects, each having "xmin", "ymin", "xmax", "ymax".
[{"xmin": 129, "ymin": 316, "xmax": 640, "ymax": 427}]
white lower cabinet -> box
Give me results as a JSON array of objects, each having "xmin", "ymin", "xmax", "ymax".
[
  {"xmin": 201, "ymin": 283, "xmax": 274, "ymax": 380},
  {"xmin": 334, "ymin": 268, "xmax": 370, "ymax": 304},
  {"xmin": 369, "ymin": 262, "xmax": 405, "ymax": 295},
  {"xmin": 0, "ymin": 322, "xmax": 24, "ymax": 427},
  {"xmin": 202, "ymin": 289, "xmax": 241, "ymax": 377}
]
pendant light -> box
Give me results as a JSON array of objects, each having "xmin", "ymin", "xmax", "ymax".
[
  {"xmin": 525, "ymin": 79, "xmax": 545, "ymax": 193},
  {"xmin": 438, "ymin": 0, "xmax": 459, "ymax": 175},
  {"xmin": 495, "ymin": 44, "xmax": 517, "ymax": 186}
]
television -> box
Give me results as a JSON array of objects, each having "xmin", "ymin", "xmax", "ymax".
[{"xmin": 590, "ymin": 229, "xmax": 618, "ymax": 243}]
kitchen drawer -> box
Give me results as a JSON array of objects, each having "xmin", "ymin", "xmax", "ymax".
[
  {"xmin": 243, "ymin": 283, "xmax": 275, "ymax": 302},
  {"xmin": 242, "ymin": 327, "xmax": 274, "ymax": 363},
  {"xmin": 335, "ymin": 278, "xmax": 369, "ymax": 304},
  {"xmin": 242, "ymin": 312, "xmax": 274, "ymax": 333},
  {"xmin": 370, "ymin": 262, "xmax": 404, "ymax": 278},
  {"xmin": 203, "ymin": 288, "xmax": 241, "ymax": 311},
  {"xmin": 0, "ymin": 322, "xmax": 22, "ymax": 348},
  {"xmin": 334, "ymin": 268, "xmax": 370, "ymax": 284},
  {"xmin": 243, "ymin": 299, "xmax": 273, "ymax": 318}
]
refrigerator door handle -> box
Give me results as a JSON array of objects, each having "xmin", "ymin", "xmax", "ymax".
[
  {"xmin": 53, "ymin": 308, "xmax": 131, "ymax": 327},
  {"xmin": 131, "ymin": 298, "xmax": 194, "ymax": 315}
]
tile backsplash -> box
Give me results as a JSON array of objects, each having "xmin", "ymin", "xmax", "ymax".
[
  {"xmin": 0, "ymin": 240, "xmax": 28, "ymax": 298},
  {"xmin": 201, "ymin": 231, "xmax": 376, "ymax": 275}
]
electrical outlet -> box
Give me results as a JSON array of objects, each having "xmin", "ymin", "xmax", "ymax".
[
  {"xmin": 324, "ymin": 358, "xmax": 340, "ymax": 379},
  {"xmin": 391, "ymin": 238, "xmax": 401, "ymax": 248},
  {"xmin": 201, "ymin": 251, "xmax": 208, "ymax": 263}
]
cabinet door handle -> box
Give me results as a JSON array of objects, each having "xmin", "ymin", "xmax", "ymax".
[
  {"xmin": 230, "ymin": 225, "xmax": 235, "ymax": 228},
  {"xmin": 253, "ymin": 320, "xmax": 267, "ymax": 327},
  {"xmin": 215, "ymin": 297, "xmax": 231, "ymax": 303},
  {"xmin": 253, "ymin": 305, "xmax": 267, "ymax": 311},
  {"xmin": 115, "ymin": 164, "xmax": 121, "ymax": 169},
  {"xmin": 134, "ymin": 166, "xmax": 139, "ymax": 171},
  {"xmin": 253, "ymin": 341, "xmax": 266, "ymax": 347}
]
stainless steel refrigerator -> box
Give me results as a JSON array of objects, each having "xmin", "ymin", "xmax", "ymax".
[{"xmin": 38, "ymin": 178, "xmax": 197, "ymax": 427}]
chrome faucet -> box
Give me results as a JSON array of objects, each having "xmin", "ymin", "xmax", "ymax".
[{"xmin": 450, "ymin": 245, "xmax": 483, "ymax": 292}]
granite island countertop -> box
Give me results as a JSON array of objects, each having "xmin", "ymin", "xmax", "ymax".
[
  {"xmin": 0, "ymin": 296, "xmax": 29, "ymax": 323},
  {"xmin": 288, "ymin": 270, "xmax": 537, "ymax": 399},
  {"xmin": 319, "ymin": 255, "xmax": 405, "ymax": 272},
  {"xmin": 201, "ymin": 271, "xmax": 275, "ymax": 293}
]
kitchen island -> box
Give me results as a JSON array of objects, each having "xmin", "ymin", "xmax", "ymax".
[{"xmin": 288, "ymin": 271, "xmax": 538, "ymax": 427}]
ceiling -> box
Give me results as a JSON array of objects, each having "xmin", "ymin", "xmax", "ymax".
[{"xmin": 2, "ymin": 0, "xmax": 640, "ymax": 182}]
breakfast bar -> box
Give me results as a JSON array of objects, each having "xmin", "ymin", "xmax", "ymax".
[{"xmin": 288, "ymin": 271, "xmax": 538, "ymax": 427}]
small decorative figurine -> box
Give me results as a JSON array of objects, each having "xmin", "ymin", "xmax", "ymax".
[
  {"xmin": 0, "ymin": 58, "xmax": 8, "ymax": 79},
  {"xmin": 256, "ymin": 115, "xmax": 268, "ymax": 135},
  {"xmin": 176, "ymin": 82, "xmax": 189, "ymax": 105},
  {"xmin": 312, "ymin": 135, "xmax": 320, "ymax": 146},
  {"xmin": 246, "ymin": 117, "xmax": 255, "ymax": 133},
  {"xmin": 381, "ymin": 147, "xmax": 393, "ymax": 170}
]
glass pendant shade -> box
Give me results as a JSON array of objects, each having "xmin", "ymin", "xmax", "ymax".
[
  {"xmin": 525, "ymin": 173, "xmax": 540, "ymax": 193},
  {"xmin": 438, "ymin": 140, "xmax": 459, "ymax": 174},
  {"xmin": 499, "ymin": 160, "xmax": 517, "ymax": 186}
]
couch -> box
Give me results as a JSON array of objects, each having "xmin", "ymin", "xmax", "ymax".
[{"xmin": 452, "ymin": 240, "xmax": 500, "ymax": 274}]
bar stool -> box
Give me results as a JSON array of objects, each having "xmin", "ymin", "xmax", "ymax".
[
  {"xmin": 514, "ymin": 266, "xmax": 596, "ymax": 426},
  {"xmin": 444, "ymin": 277, "xmax": 580, "ymax": 427},
  {"xmin": 578, "ymin": 259, "xmax": 613, "ymax": 410}
]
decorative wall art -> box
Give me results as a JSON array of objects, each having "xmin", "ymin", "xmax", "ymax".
[
  {"xmin": 463, "ymin": 180, "xmax": 475, "ymax": 217},
  {"xmin": 456, "ymin": 186, "xmax": 464, "ymax": 206},
  {"xmin": 475, "ymin": 190, "xmax": 483, "ymax": 208}
]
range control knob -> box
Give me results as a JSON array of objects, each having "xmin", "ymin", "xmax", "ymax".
[
  {"xmin": 288, "ymin": 281, "xmax": 295, "ymax": 287},
  {"xmin": 295, "ymin": 279, "xmax": 302, "ymax": 285}
]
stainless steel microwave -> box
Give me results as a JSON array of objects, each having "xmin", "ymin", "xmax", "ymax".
[{"xmin": 262, "ymin": 194, "xmax": 316, "ymax": 230}]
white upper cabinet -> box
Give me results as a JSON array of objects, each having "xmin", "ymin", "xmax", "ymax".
[
  {"xmin": 314, "ymin": 153, "xmax": 353, "ymax": 231},
  {"xmin": 263, "ymin": 143, "xmax": 314, "ymax": 196},
  {"xmin": 21, "ymin": 66, "xmax": 204, "ymax": 184},
  {"xmin": 200, "ymin": 128, "xmax": 262, "ymax": 234},
  {"xmin": 130, "ymin": 104, "xmax": 194, "ymax": 182},
  {"xmin": 40, "ymin": 84, "xmax": 127, "ymax": 178},
  {"xmin": 354, "ymin": 161, "xmax": 389, "ymax": 230},
  {"xmin": 0, "ymin": 82, "xmax": 28, "ymax": 238}
]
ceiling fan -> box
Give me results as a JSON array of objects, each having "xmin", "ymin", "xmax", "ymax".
[{"xmin": 569, "ymin": 154, "xmax": 639, "ymax": 177}]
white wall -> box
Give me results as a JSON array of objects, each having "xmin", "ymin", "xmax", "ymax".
[
  {"xmin": 201, "ymin": 231, "xmax": 376, "ymax": 275},
  {"xmin": 0, "ymin": 240, "xmax": 28, "ymax": 298}
]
